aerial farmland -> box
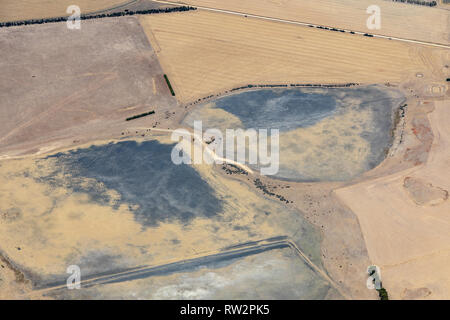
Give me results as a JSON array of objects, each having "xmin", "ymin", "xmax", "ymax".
[{"xmin": 0, "ymin": 0, "xmax": 449, "ymax": 304}]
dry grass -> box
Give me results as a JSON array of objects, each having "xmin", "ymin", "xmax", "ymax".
[
  {"xmin": 0, "ymin": 17, "xmax": 176, "ymax": 158},
  {"xmin": 336, "ymin": 101, "xmax": 450, "ymax": 299},
  {"xmin": 169, "ymin": 0, "xmax": 450, "ymax": 45},
  {"xmin": 0, "ymin": 0, "xmax": 131, "ymax": 22},
  {"xmin": 140, "ymin": 10, "xmax": 441, "ymax": 103}
]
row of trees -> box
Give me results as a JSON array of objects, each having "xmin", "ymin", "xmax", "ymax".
[
  {"xmin": 313, "ymin": 25, "xmax": 346, "ymax": 33},
  {"xmin": 230, "ymin": 84, "xmax": 288, "ymax": 92},
  {"xmin": 186, "ymin": 83, "xmax": 360, "ymax": 107},
  {"xmin": 0, "ymin": 6, "xmax": 196, "ymax": 28},
  {"xmin": 126, "ymin": 110, "xmax": 155, "ymax": 121},
  {"xmin": 389, "ymin": 0, "xmax": 437, "ymax": 6},
  {"xmin": 163, "ymin": 74, "xmax": 176, "ymax": 96},
  {"xmin": 290, "ymin": 83, "xmax": 359, "ymax": 88},
  {"xmin": 311, "ymin": 24, "xmax": 376, "ymax": 38},
  {"xmin": 230, "ymin": 83, "xmax": 359, "ymax": 90}
]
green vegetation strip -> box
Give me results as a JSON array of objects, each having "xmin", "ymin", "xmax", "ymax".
[
  {"xmin": 126, "ymin": 110, "xmax": 155, "ymax": 121},
  {"xmin": 164, "ymin": 74, "xmax": 176, "ymax": 96}
]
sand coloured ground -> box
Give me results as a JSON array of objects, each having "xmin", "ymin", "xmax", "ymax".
[
  {"xmin": 139, "ymin": 10, "xmax": 442, "ymax": 103},
  {"xmin": 0, "ymin": 17, "xmax": 179, "ymax": 159},
  {"xmin": 168, "ymin": 0, "xmax": 450, "ymax": 45},
  {"xmin": 336, "ymin": 100, "xmax": 450, "ymax": 299}
]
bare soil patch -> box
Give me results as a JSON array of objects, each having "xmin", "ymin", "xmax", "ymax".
[{"xmin": 0, "ymin": 16, "xmax": 177, "ymax": 158}]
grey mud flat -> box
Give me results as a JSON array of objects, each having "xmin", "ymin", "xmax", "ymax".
[{"xmin": 183, "ymin": 85, "xmax": 406, "ymax": 181}]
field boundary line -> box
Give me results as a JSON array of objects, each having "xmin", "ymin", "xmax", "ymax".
[{"xmin": 153, "ymin": 0, "xmax": 450, "ymax": 49}]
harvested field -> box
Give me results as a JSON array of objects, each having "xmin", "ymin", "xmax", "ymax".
[
  {"xmin": 168, "ymin": 0, "xmax": 450, "ymax": 45},
  {"xmin": 336, "ymin": 100, "xmax": 450, "ymax": 299},
  {"xmin": 0, "ymin": 0, "xmax": 132, "ymax": 22},
  {"xmin": 140, "ymin": 10, "xmax": 444, "ymax": 103}
]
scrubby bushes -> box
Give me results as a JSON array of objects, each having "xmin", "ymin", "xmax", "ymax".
[
  {"xmin": 377, "ymin": 288, "xmax": 389, "ymax": 300},
  {"xmin": 390, "ymin": 0, "xmax": 437, "ymax": 7},
  {"xmin": 290, "ymin": 83, "xmax": 358, "ymax": 88}
]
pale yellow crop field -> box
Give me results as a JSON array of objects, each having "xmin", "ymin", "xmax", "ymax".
[
  {"xmin": 169, "ymin": 0, "xmax": 450, "ymax": 45},
  {"xmin": 140, "ymin": 10, "xmax": 441, "ymax": 103},
  {"xmin": 0, "ymin": 0, "xmax": 130, "ymax": 22}
]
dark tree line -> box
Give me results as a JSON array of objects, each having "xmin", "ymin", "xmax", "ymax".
[
  {"xmin": 389, "ymin": 0, "xmax": 437, "ymax": 6},
  {"xmin": 229, "ymin": 83, "xmax": 359, "ymax": 92},
  {"xmin": 312, "ymin": 25, "xmax": 375, "ymax": 38},
  {"xmin": 126, "ymin": 110, "xmax": 155, "ymax": 121},
  {"xmin": 0, "ymin": 6, "xmax": 196, "ymax": 28},
  {"xmin": 314, "ymin": 25, "xmax": 346, "ymax": 33},
  {"xmin": 290, "ymin": 83, "xmax": 359, "ymax": 88},
  {"xmin": 163, "ymin": 74, "xmax": 176, "ymax": 96}
]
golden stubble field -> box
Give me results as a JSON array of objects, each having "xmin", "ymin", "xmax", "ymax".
[
  {"xmin": 0, "ymin": 0, "xmax": 131, "ymax": 22},
  {"xmin": 139, "ymin": 10, "xmax": 445, "ymax": 103},
  {"xmin": 168, "ymin": 0, "xmax": 450, "ymax": 45}
]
